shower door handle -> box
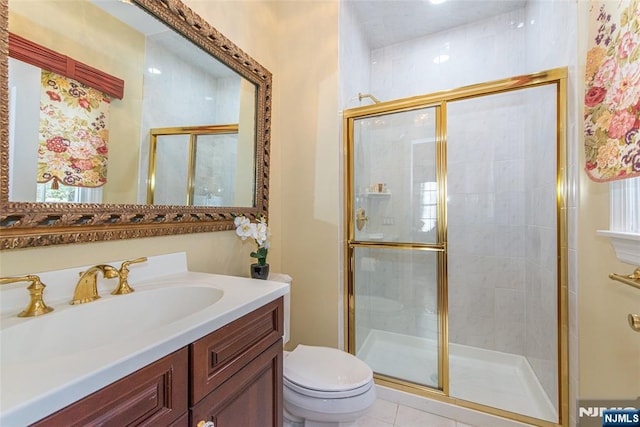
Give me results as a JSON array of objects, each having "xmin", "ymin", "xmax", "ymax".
[{"xmin": 356, "ymin": 208, "xmax": 368, "ymax": 231}]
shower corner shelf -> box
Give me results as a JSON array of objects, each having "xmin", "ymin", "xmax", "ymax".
[{"xmin": 365, "ymin": 191, "xmax": 391, "ymax": 198}]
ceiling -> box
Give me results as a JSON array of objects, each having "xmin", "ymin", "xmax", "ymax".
[
  {"xmin": 91, "ymin": 0, "xmax": 238, "ymax": 78},
  {"xmin": 347, "ymin": 0, "xmax": 527, "ymax": 49}
]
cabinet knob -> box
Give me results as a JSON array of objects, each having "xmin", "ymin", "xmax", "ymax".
[{"xmin": 196, "ymin": 421, "xmax": 215, "ymax": 427}]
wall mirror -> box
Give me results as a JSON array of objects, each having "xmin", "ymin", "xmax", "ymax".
[{"xmin": 0, "ymin": 0, "xmax": 272, "ymax": 249}]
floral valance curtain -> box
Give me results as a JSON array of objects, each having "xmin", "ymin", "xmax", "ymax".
[
  {"xmin": 38, "ymin": 70, "xmax": 111, "ymax": 188},
  {"xmin": 584, "ymin": 0, "xmax": 640, "ymax": 182}
]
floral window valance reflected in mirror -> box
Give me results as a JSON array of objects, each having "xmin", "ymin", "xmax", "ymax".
[{"xmin": 38, "ymin": 70, "xmax": 111, "ymax": 192}]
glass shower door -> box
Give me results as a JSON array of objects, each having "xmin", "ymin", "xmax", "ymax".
[
  {"xmin": 348, "ymin": 106, "xmax": 445, "ymax": 390},
  {"xmin": 446, "ymin": 85, "xmax": 560, "ymax": 422}
]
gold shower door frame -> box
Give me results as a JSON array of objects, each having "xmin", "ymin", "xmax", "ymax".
[
  {"xmin": 147, "ymin": 124, "xmax": 239, "ymax": 205},
  {"xmin": 343, "ymin": 67, "xmax": 568, "ymax": 427}
]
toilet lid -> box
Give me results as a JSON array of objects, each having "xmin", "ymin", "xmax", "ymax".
[{"xmin": 284, "ymin": 345, "xmax": 373, "ymax": 392}]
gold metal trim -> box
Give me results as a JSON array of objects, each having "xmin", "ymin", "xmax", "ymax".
[
  {"xmin": 343, "ymin": 68, "xmax": 567, "ymax": 120},
  {"xmin": 350, "ymin": 241, "xmax": 444, "ymax": 251},
  {"xmin": 609, "ymin": 267, "xmax": 640, "ymax": 290},
  {"xmin": 355, "ymin": 207, "xmax": 368, "ymax": 231},
  {"xmin": 358, "ymin": 92, "xmax": 381, "ymax": 104},
  {"xmin": 147, "ymin": 133, "xmax": 159, "ymax": 205},
  {"xmin": 343, "ymin": 68, "xmax": 569, "ymax": 427},
  {"xmin": 436, "ymin": 101, "xmax": 449, "ymax": 395},
  {"xmin": 187, "ymin": 133, "xmax": 197, "ymax": 205},
  {"xmin": 71, "ymin": 264, "xmax": 119, "ymax": 305},
  {"xmin": 112, "ymin": 256, "xmax": 147, "ymax": 295},
  {"xmin": 557, "ymin": 72, "xmax": 570, "ymax": 427},
  {"xmin": 343, "ymin": 112, "xmax": 356, "ymax": 353},
  {"xmin": 0, "ymin": 275, "xmax": 54, "ymax": 317},
  {"xmin": 0, "ymin": 0, "xmax": 271, "ymax": 250},
  {"xmin": 628, "ymin": 313, "xmax": 640, "ymax": 332},
  {"xmin": 149, "ymin": 125, "xmax": 239, "ymax": 136}
]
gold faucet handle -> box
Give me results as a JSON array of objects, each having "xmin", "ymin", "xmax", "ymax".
[
  {"xmin": 112, "ymin": 257, "xmax": 148, "ymax": 295},
  {"xmin": 0, "ymin": 275, "xmax": 54, "ymax": 317}
]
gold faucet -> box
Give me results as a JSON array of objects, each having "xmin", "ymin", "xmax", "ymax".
[
  {"xmin": 112, "ymin": 257, "xmax": 147, "ymax": 295},
  {"xmin": 0, "ymin": 275, "xmax": 54, "ymax": 317},
  {"xmin": 71, "ymin": 265, "xmax": 119, "ymax": 305}
]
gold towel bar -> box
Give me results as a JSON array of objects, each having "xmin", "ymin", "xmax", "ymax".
[{"xmin": 609, "ymin": 267, "xmax": 640, "ymax": 291}]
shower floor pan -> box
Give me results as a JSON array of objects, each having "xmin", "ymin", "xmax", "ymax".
[{"xmin": 358, "ymin": 329, "xmax": 557, "ymax": 422}]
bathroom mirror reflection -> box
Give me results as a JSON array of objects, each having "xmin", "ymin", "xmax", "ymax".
[
  {"xmin": 147, "ymin": 124, "xmax": 255, "ymax": 207},
  {"xmin": 7, "ymin": 0, "xmax": 256, "ymax": 206},
  {"xmin": 0, "ymin": 0, "xmax": 272, "ymax": 249}
]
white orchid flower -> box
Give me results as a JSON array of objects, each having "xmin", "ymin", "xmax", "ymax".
[
  {"xmin": 234, "ymin": 214, "xmax": 270, "ymax": 267},
  {"xmin": 233, "ymin": 216, "xmax": 246, "ymax": 227},
  {"xmin": 234, "ymin": 216, "xmax": 253, "ymax": 240},
  {"xmin": 254, "ymin": 221, "xmax": 268, "ymax": 246}
]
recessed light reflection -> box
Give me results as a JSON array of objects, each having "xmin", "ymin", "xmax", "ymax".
[
  {"xmin": 430, "ymin": 0, "xmax": 447, "ymax": 4},
  {"xmin": 148, "ymin": 67, "xmax": 162, "ymax": 75}
]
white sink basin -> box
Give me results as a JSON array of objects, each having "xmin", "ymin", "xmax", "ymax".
[{"xmin": 1, "ymin": 285, "xmax": 223, "ymax": 364}]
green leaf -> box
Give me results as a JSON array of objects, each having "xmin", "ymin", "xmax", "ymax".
[{"xmin": 250, "ymin": 247, "xmax": 268, "ymax": 265}]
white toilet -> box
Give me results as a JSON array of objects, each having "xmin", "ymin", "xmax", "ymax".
[{"xmin": 269, "ymin": 274, "xmax": 376, "ymax": 427}]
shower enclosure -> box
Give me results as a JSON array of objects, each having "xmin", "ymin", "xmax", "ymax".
[{"xmin": 344, "ymin": 69, "xmax": 568, "ymax": 427}]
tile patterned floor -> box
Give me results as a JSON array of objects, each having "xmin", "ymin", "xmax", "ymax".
[{"xmin": 357, "ymin": 399, "xmax": 478, "ymax": 427}]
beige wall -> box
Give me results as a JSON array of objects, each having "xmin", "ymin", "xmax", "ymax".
[
  {"xmin": 272, "ymin": 0, "xmax": 341, "ymax": 349},
  {"xmin": 0, "ymin": 231, "xmax": 251, "ymax": 277},
  {"xmin": 578, "ymin": 169, "xmax": 640, "ymax": 399}
]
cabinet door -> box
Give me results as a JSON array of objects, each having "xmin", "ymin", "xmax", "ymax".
[
  {"xmin": 191, "ymin": 340, "xmax": 283, "ymax": 427},
  {"xmin": 31, "ymin": 348, "xmax": 188, "ymax": 427}
]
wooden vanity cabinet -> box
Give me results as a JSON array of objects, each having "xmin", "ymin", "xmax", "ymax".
[
  {"xmin": 190, "ymin": 298, "xmax": 284, "ymax": 427},
  {"xmin": 30, "ymin": 297, "xmax": 284, "ymax": 427},
  {"xmin": 30, "ymin": 348, "xmax": 189, "ymax": 427}
]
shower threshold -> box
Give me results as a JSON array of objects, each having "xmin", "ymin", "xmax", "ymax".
[{"xmin": 357, "ymin": 329, "xmax": 558, "ymax": 423}]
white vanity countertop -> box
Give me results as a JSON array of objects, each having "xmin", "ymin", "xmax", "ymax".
[{"xmin": 0, "ymin": 253, "xmax": 289, "ymax": 427}]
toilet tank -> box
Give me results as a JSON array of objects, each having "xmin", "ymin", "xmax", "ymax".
[{"xmin": 268, "ymin": 273, "xmax": 291, "ymax": 345}]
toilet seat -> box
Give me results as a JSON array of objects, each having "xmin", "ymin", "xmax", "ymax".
[
  {"xmin": 284, "ymin": 375, "xmax": 373, "ymax": 399},
  {"xmin": 284, "ymin": 345, "xmax": 373, "ymax": 398}
]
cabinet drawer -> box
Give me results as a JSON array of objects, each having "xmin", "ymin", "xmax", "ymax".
[
  {"xmin": 190, "ymin": 297, "xmax": 283, "ymax": 404},
  {"xmin": 31, "ymin": 348, "xmax": 188, "ymax": 427}
]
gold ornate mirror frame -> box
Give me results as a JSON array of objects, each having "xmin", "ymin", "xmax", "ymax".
[{"xmin": 0, "ymin": 0, "xmax": 272, "ymax": 250}]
